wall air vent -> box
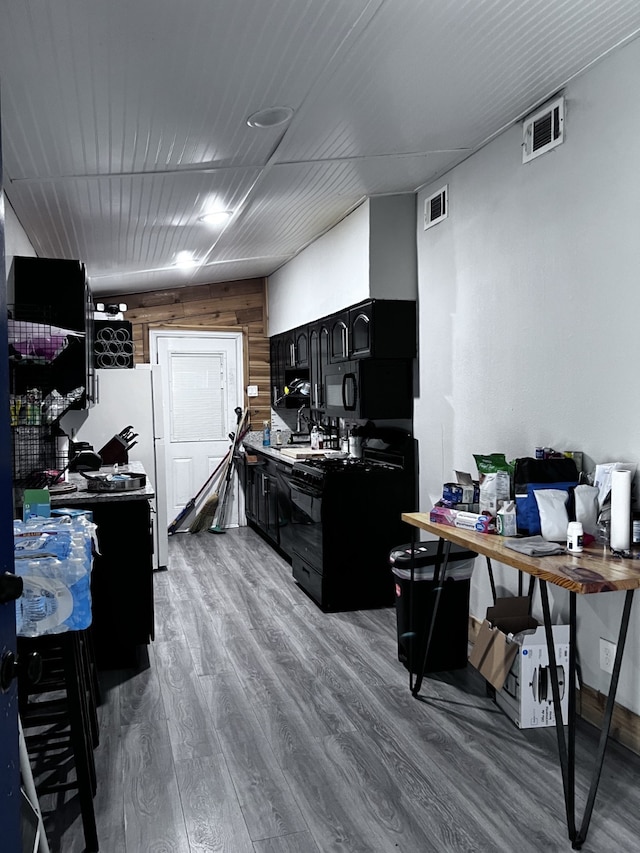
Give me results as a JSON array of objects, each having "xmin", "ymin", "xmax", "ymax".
[
  {"xmin": 424, "ymin": 185, "xmax": 448, "ymax": 230},
  {"xmin": 522, "ymin": 96, "xmax": 565, "ymax": 163}
]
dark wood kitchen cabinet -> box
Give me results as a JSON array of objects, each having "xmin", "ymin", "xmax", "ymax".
[
  {"xmin": 283, "ymin": 326, "xmax": 308, "ymax": 370},
  {"xmin": 329, "ymin": 310, "xmax": 350, "ymax": 363},
  {"xmin": 348, "ymin": 299, "xmax": 416, "ymax": 359},
  {"xmin": 245, "ymin": 455, "xmax": 279, "ymax": 545},
  {"xmin": 308, "ymin": 319, "xmax": 330, "ymax": 410},
  {"xmin": 270, "ymin": 335, "xmax": 286, "ymax": 406},
  {"xmin": 329, "ymin": 299, "xmax": 416, "ymax": 362},
  {"xmin": 12, "ymin": 255, "xmax": 95, "ymax": 407},
  {"xmin": 10, "ymin": 256, "xmax": 96, "ymax": 483}
]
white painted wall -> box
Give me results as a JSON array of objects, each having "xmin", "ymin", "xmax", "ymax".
[
  {"xmin": 369, "ymin": 194, "xmax": 417, "ymax": 300},
  {"xmin": 267, "ymin": 194, "xmax": 417, "ymax": 334},
  {"xmin": 4, "ymin": 197, "xmax": 36, "ymax": 295},
  {"xmin": 268, "ymin": 201, "xmax": 370, "ymax": 336},
  {"xmin": 416, "ymin": 36, "xmax": 640, "ymax": 712}
]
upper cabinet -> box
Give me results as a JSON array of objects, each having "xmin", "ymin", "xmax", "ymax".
[
  {"xmin": 271, "ymin": 298, "xmax": 416, "ymax": 413},
  {"xmin": 309, "ymin": 319, "xmax": 331, "ymax": 409},
  {"xmin": 11, "ymin": 256, "xmax": 95, "ymax": 410},
  {"xmin": 329, "ymin": 311, "xmax": 350, "ymax": 363},
  {"xmin": 283, "ymin": 326, "xmax": 309, "ymax": 370},
  {"xmin": 328, "ymin": 299, "xmax": 416, "ymax": 363}
]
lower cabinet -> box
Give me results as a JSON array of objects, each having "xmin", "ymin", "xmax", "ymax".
[
  {"xmin": 245, "ymin": 457, "xmax": 280, "ymax": 546},
  {"xmin": 80, "ymin": 497, "xmax": 154, "ymax": 668}
]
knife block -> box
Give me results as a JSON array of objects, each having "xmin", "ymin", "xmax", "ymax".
[{"xmin": 98, "ymin": 435, "xmax": 129, "ymax": 465}]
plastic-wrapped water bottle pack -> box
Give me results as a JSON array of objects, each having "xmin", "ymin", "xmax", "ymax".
[{"xmin": 13, "ymin": 514, "xmax": 97, "ymax": 637}]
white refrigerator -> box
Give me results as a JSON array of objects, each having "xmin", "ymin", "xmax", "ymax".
[{"xmin": 61, "ymin": 365, "xmax": 169, "ymax": 570}]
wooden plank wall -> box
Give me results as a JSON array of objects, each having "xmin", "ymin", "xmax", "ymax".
[{"xmin": 101, "ymin": 278, "xmax": 270, "ymax": 428}]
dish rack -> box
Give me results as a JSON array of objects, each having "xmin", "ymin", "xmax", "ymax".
[{"xmin": 8, "ymin": 307, "xmax": 84, "ymax": 487}]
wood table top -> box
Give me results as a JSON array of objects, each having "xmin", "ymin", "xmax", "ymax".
[{"xmin": 401, "ymin": 513, "xmax": 640, "ymax": 595}]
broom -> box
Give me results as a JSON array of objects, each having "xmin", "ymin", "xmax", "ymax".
[
  {"xmin": 209, "ymin": 408, "xmax": 250, "ymax": 534},
  {"xmin": 189, "ymin": 408, "xmax": 247, "ymax": 533},
  {"xmin": 187, "ymin": 453, "xmax": 229, "ymax": 533},
  {"xmin": 168, "ymin": 450, "xmax": 230, "ymax": 535}
]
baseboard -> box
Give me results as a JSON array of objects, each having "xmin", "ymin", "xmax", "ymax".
[{"xmin": 467, "ymin": 615, "xmax": 640, "ymax": 756}]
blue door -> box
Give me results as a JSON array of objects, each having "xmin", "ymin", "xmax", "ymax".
[{"xmin": 0, "ymin": 116, "xmax": 21, "ymax": 851}]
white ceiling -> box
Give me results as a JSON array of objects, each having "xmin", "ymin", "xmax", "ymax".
[{"xmin": 1, "ymin": 0, "xmax": 640, "ymax": 296}]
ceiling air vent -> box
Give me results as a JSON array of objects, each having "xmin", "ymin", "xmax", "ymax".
[
  {"xmin": 522, "ymin": 96, "xmax": 564, "ymax": 163},
  {"xmin": 424, "ymin": 185, "xmax": 448, "ymax": 230}
]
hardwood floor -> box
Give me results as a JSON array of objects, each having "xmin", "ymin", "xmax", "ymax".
[{"xmin": 37, "ymin": 526, "xmax": 640, "ymax": 852}]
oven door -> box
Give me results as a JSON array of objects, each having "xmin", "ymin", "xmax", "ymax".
[{"xmin": 289, "ymin": 478, "xmax": 323, "ymax": 570}]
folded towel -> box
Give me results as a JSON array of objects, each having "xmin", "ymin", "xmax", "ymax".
[{"xmin": 504, "ymin": 535, "xmax": 565, "ymax": 557}]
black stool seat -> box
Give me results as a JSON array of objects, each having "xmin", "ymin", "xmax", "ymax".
[{"xmin": 18, "ymin": 629, "xmax": 100, "ymax": 852}]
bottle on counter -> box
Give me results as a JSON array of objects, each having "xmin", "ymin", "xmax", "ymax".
[
  {"xmin": 275, "ymin": 429, "xmax": 282, "ymax": 446},
  {"xmin": 567, "ymin": 521, "xmax": 584, "ymax": 553},
  {"xmin": 262, "ymin": 420, "xmax": 271, "ymax": 446},
  {"xmin": 310, "ymin": 425, "xmax": 319, "ymax": 450}
]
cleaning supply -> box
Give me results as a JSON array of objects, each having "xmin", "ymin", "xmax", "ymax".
[{"xmin": 263, "ymin": 420, "xmax": 271, "ymax": 446}]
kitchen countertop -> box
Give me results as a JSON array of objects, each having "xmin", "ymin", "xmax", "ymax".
[
  {"xmin": 48, "ymin": 461, "xmax": 155, "ymax": 506},
  {"xmin": 242, "ymin": 432, "xmax": 299, "ymax": 465},
  {"xmin": 242, "ymin": 432, "xmax": 346, "ymax": 464}
]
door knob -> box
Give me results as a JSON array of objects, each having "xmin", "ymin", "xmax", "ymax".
[
  {"xmin": 1, "ymin": 651, "xmax": 18, "ymax": 692},
  {"xmin": 0, "ymin": 572, "xmax": 23, "ymax": 605},
  {"xmin": 0, "ymin": 650, "xmax": 43, "ymax": 692}
]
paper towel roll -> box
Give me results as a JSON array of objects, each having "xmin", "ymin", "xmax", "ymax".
[{"xmin": 610, "ymin": 469, "xmax": 632, "ymax": 551}]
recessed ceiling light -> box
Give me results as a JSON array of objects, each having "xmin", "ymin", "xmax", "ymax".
[
  {"xmin": 198, "ymin": 210, "xmax": 232, "ymax": 227},
  {"xmin": 174, "ymin": 251, "xmax": 198, "ymax": 268},
  {"xmin": 246, "ymin": 106, "xmax": 294, "ymax": 129}
]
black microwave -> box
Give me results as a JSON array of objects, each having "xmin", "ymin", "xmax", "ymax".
[{"xmin": 322, "ymin": 359, "xmax": 413, "ymax": 420}]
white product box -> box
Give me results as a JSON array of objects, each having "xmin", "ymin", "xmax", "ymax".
[{"xmin": 495, "ymin": 625, "xmax": 570, "ymax": 729}]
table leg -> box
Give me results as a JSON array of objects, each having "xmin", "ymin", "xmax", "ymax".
[
  {"xmin": 486, "ymin": 557, "xmax": 497, "ymax": 604},
  {"xmin": 573, "ymin": 588, "xmax": 634, "ymax": 849},
  {"xmin": 541, "ymin": 581, "xmax": 635, "ymax": 849},
  {"xmin": 540, "ymin": 579, "xmax": 576, "ymax": 840},
  {"xmin": 411, "ymin": 537, "xmax": 452, "ymax": 697}
]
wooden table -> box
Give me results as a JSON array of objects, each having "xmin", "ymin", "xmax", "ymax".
[{"xmin": 401, "ymin": 513, "xmax": 640, "ymax": 850}]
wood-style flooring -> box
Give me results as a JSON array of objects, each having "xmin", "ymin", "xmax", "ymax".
[{"xmin": 38, "ymin": 526, "xmax": 640, "ymax": 852}]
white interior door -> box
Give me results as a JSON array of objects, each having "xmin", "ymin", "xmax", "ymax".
[{"xmin": 152, "ymin": 330, "xmax": 244, "ymax": 530}]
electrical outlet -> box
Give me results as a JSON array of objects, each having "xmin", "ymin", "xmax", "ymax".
[{"xmin": 600, "ymin": 638, "xmax": 616, "ymax": 674}]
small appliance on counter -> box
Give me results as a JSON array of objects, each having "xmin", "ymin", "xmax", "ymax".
[{"xmin": 68, "ymin": 441, "xmax": 102, "ymax": 472}]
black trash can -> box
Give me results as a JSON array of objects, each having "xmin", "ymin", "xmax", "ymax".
[{"xmin": 390, "ymin": 541, "xmax": 476, "ymax": 675}]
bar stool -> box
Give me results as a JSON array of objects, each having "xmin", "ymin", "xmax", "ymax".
[{"xmin": 18, "ymin": 629, "xmax": 100, "ymax": 852}]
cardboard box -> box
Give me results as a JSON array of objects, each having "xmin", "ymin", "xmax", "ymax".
[
  {"xmin": 496, "ymin": 625, "xmax": 570, "ymax": 729},
  {"xmin": 468, "ymin": 597, "xmax": 538, "ymax": 690},
  {"xmin": 23, "ymin": 489, "xmax": 50, "ymax": 521}
]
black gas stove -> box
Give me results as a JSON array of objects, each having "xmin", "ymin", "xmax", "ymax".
[
  {"xmin": 285, "ymin": 428, "xmax": 417, "ymax": 611},
  {"xmin": 291, "ymin": 454, "xmax": 400, "ymax": 486}
]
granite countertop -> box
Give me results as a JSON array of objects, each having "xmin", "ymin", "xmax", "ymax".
[
  {"xmin": 48, "ymin": 461, "xmax": 155, "ymax": 506},
  {"xmin": 242, "ymin": 432, "xmax": 346, "ymax": 465},
  {"xmin": 242, "ymin": 432, "xmax": 298, "ymax": 465}
]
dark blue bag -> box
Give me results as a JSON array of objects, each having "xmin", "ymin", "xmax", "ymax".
[{"xmin": 514, "ymin": 457, "xmax": 579, "ymax": 536}]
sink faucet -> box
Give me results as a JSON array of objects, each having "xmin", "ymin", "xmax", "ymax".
[{"xmin": 296, "ymin": 404, "xmax": 307, "ymax": 433}]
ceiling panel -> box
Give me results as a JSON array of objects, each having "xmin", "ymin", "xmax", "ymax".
[
  {"xmin": 277, "ymin": 0, "xmax": 640, "ymax": 161},
  {"xmin": 0, "ymin": 0, "xmax": 374, "ymax": 177},
  {"xmin": 213, "ymin": 153, "xmax": 463, "ymax": 260},
  {"xmin": 0, "ymin": 0, "xmax": 639, "ymax": 295},
  {"xmin": 9, "ymin": 168, "xmax": 262, "ymax": 276}
]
